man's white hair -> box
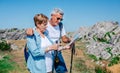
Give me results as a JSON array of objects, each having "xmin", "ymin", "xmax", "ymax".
[{"xmin": 51, "ymin": 8, "xmax": 64, "ymax": 15}]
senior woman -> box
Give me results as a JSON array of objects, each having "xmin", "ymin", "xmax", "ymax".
[{"xmin": 27, "ymin": 14, "xmax": 58, "ymax": 73}]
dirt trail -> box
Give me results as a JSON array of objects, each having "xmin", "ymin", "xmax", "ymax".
[
  {"xmin": 10, "ymin": 48, "xmax": 29, "ymax": 73},
  {"xmin": 11, "ymin": 48, "xmax": 25, "ymax": 69},
  {"xmin": 8, "ymin": 40, "xmax": 29, "ymax": 73},
  {"xmin": 107, "ymin": 64, "xmax": 120, "ymax": 73},
  {"xmin": 8, "ymin": 40, "xmax": 26, "ymax": 68},
  {"xmin": 62, "ymin": 48, "xmax": 85, "ymax": 73}
]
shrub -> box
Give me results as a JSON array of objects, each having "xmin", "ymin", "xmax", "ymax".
[
  {"xmin": 105, "ymin": 47, "xmax": 112, "ymax": 55},
  {"xmin": 95, "ymin": 66, "xmax": 111, "ymax": 73},
  {"xmin": 0, "ymin": 40, "xmax": 11, "ymax": 51},
  {"xmin": 88, "ymin": 54, "xmax": 98, "ymax": 61},
  {"xmin": 108, "ymin": 56, "xmax": 120, "ymax": 66}
]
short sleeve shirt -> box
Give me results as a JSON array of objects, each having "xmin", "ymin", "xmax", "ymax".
[{"xmin": 47, "ymin": 22, "xmax": 66, "ymax": 43}]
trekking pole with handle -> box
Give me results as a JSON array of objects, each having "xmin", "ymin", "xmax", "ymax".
[
  {"xmin": 70, "ymin": 43, "xmax": 75, "ymax": 73},
  {"xmin": 69, "ymin": 29, "xmax": 81, "ymax": 73}
]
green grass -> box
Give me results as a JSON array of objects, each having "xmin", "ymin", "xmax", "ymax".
[
  {"xmin": 0, "ymin": 55, "xmax": 14, "ymax": 73},
  {"xmin": 74, "ymin": 59, "xmax": 95, "ymax": 73},
  {"xmin": 88, "ymin": 54, "xmax": 98, "ymax": 61},
  {"xmin": 0, "ymin": 54, "xmax": 26, "ymax": 73}
]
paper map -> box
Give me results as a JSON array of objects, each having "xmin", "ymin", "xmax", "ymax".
[{"xmin": 58, "ymin": 32, "xmax": 81, "ymax": 51}]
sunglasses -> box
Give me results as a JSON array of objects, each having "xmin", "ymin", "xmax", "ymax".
[{"xmin": 57, "ymin": 18, "xmax": 63, "ymax": 21}]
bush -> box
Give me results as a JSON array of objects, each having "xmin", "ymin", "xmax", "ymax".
[
  {"xmin": 88, "ymin": 54, "xmax": 98, "ymax": 61},
  {"xmin": 0, "ymin": 40, "xmax": 11, "ymax": 51},
  {"xmin": 95, "ymin": 66, "xmax": 111, "ymax": 73},
  {"xmin": 108, "ymin": 56, "xmax": 120, "ymax": 66}
]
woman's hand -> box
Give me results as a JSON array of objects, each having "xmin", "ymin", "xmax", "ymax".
[
  {"xmin": 49, "ymin": 44, "xmax": 59, "ymax": 50},
  {"xmin": 46, "ymin": 44, "xmax": 58, "ymax": 52}
]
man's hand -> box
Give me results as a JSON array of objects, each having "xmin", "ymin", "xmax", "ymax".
[
  {"xmin": 64, "ymin": 45, "xmax": 70, "ymax": 49},
  {"xmin": 26, "ymin": 28, "xmax": 34, "ymax": 36},
  {"xmin": 65, "ymin": 42, "xmax": 75, "ymax": 49},
  {"xmin": 62, "ymin": 35, "xmax": 71, "ymax": 43},
  {"xmin": 61, "ymin": 35, "xmax": 75, "ymax": 50}
]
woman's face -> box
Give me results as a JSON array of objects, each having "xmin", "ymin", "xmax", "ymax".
[
  {"xmin": 51, "ymin": 13, "xmax": 63, "ymax": 26},
  {"xmin": 36, "ymin": 22, "xmax": 47, "ymax": 32}
]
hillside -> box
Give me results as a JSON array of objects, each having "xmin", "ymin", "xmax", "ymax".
[
  {"xmin": 0, "ymin": 21, "xmax": 120, "ymax": 73},
  {"xmin": 2, "ymin": 40, "xmax": 119, "ymax": 73}
]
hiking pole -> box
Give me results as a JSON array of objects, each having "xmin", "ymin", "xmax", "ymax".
[
  {"xmin": 70, "ymin": 43, "xmax": 75, "ymax": 73},
  {"xmin": 52, "ymin": 41, "xmax": 59, "ymax": 73}
]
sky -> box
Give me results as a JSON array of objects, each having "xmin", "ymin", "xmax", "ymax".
[{"xmin": 0, "ymin": 0, "xmax": 120, "ymax": 32}]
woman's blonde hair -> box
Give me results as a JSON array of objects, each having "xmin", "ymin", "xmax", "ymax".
[{"xmin": 34, "ymin": 13, "xmax": 48, "ymax": 26}]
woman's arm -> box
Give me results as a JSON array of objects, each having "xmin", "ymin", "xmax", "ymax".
[
  {"xmin": 27, "ymin": 35, "xmax": 58, "ymax": 57},
  {"xmin": 27, "ymin": 35, "xmax": 46, "ymax": 57}
]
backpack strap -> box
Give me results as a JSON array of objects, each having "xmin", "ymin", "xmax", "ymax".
[
  {"xmin": 59, "ymin": 22, "xmax": 63, "ymax": 39},
  {"xmin": 54, "ymin": 22, "xmax": 63, "ymax": 60}
]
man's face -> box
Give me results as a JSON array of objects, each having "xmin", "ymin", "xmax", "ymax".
[{"xmin": 51, "ymin": 13, "xmax": 63, "ymax": 26}]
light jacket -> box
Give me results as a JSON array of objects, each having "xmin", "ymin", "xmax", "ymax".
[{"xmin": 27, "ymin": 28, "xmax": 53, "ymax": 73}]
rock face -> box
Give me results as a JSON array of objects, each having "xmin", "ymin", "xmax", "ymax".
[
  {"xmin": 78, "ymin": 21, "xmax": 120, "ymax": 60},
  {"xmin": 0, "ymin": 28, "xmax": 26, "ymax": 40},
  {"xmin": 0, "ymin": 28, "xmax": 26, "ymax": 50}
]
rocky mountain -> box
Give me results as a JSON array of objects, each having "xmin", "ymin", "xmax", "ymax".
[
  {"xmin": 77, "ymin": 21, "xmax": 120, "ymax": 61},
  {"xmin": 0, "ymin": 28, "xmax": 26, "ymax": 40}
]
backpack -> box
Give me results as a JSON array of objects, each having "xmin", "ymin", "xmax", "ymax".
[
  {"xmin": 24, "ymin": 44, "xmax": 29, "ymax": 63},
  {"xmin": 24, "ymin": 22, "xmax": 63, "ymax": 63}
]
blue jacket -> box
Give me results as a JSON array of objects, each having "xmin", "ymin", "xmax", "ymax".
[{"xmin": 26, "ymin": 28, "xmax": 52, "ymax": 73}]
